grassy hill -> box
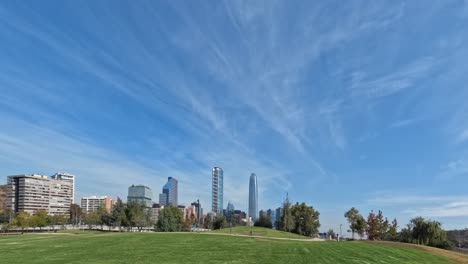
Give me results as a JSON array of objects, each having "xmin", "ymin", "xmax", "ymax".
[
  {"xmin": 209, "ymin": 226, "xmax": 308, "ymax": 239},
  {"xmin": 0, "ymin": 231, "xmax": 465, "ymax": 264}
]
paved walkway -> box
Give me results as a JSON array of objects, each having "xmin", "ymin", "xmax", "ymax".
[{"xmin": 201, "ymin": 232, "xmax": 325, "ymax": 242}]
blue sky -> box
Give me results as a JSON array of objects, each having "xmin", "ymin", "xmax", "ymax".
[{"xmin": 1, "ymin": 0, "xmax": 468, "ymax": 232}]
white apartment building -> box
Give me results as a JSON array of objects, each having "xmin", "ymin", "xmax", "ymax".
[
  {"xmin": 81, "ymin": 196, "xmax": 114, "ymax": 213},
  {"xmin": 7, "ymin": 174, "xmax": 74, "ymax": 215}
]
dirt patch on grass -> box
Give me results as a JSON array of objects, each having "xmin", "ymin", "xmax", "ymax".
[{"xmin": 363, "ymin": 240, "xmax": 468, "ymax": 264}]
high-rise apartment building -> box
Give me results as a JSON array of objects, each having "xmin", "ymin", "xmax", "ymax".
[
  {"xmin": 7, "ymin": 174, "xmax": 73, "ymax": 215},
  {"xmin": 51, "ymin": 172, "xmax": 75, "ymax": 204},
  {"xmin": 81, "ymin": 196, "xmax": 114, "ymax": 213},
  {"xmin": 0, "ymin": 184, "xmax": 7, "ymax": 212},
  {"xmin": 249, "ymin": 173, "xmax": 258, "ymax": 221},
  {"xmin": 158, "ymin": 177, "xmax": 178, "ymax": 206},
  {"xmin": 212, "ymin": 167, "xmax": 223, "ymax": 215},
  {"xmin": 127, "ymin": 185, "xmax": 152, "ymax": 208}
]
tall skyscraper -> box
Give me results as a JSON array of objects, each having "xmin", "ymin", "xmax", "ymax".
[
  {"xmin": 158, "ymin": 177, "xmax": 178, "ymax": 206},
  {"xmin": 51, "ymin": 172, "xmax": 75, "ymax": 204},
  {"xmin": 212, "ymin": 167, "xmax": 223, "ymax": 215},
  {"xmin": 249, "ymin": 173, "xmax": 258, "ymax": 221},
  {"xmin": 127, "ymin": 185, "xmax": 152, "ymax": 208},
  {"xmin": 7, "ymin": 174, "xmax": 73, "ymax": 215}
]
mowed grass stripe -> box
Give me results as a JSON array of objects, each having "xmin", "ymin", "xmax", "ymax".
[{"xmin": 0, "ymin": 232, "xmax": 458, "ymax": 264}]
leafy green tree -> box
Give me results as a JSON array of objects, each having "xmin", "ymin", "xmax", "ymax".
[
  {"xmin": 204, "ymin": 213, "xmax": 213, "ymax": 229},
  {"xmin": 400, "ymin": 216, "xmax": 453, "ymax": 249},
  {"xmin": 14, "ymin": 212, "xmax": 30, "ymax": 234},
  {"xmin": 290, "ymin": 202, "xmax": 320, "ymax": 237},
  {"xmin": 254, "ymin": 213, "xmax": 273, "ymax": 228},
  {"xmin": 50, "ymin": 214, "xmax": 68, "ymax": 232},
  {"xmin": 83, "ymin": 211, "xmax": 100, "ymax": 229},
  {"xmin": 327, "ymin": 229, "xmax": 336, "ymax": 238},
  {"xmin": 111, "ymin": 198, "xmax": 127, "ymax": 231},
  {"xmin": 69, "ymin": 204, "xmax": 82, "ymax": 226},
  {"xmin": 126, "ymin": 202, "xmax": 150, "ymax": 231},
  {"xmin": 156, "ymin": 205, "xmax": 183, "ymax": 232},
  {"xmin": 387, "ymin": 218, "xmax": 398, "ymax": 241},
  {"xmin": 344, "ymin": 207, "xmax": 361, "ymax": 239},
  {"xmin": 278, "ymin": 195, "xmax": 294, "ymax": 232},
  {"xmin": 213, "ymin": 215, "xmax": 228, "ymax": 230},
  {"xmin": 355, "ymin": 215, "xmax": 367, "ymax": 239},
  {"xmin": 31, "ymin": 210, "xmax": 49, "ymax": 231}
]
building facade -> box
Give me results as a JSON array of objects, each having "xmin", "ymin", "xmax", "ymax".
[
  {"xmin": 0, "ymin": 184, "xmax": 7, "ymax": 212},
  {"xmin": 7, "ymin": 174, "xmax": 73, "ymax": 215},
  {"xmin": 191, "ymin": 200, "xmax": 202, "ymax": 224},
  {"xmin": 127, "ymin": 185, "xmax": 152, "ymax": 208},
  {"xmin": 275, "ymin": 207, "xmax": 283, "ymax": 224},
  {"xmin": 212, "ymin": 167, "xmax": 223, "ymax": 215},
  {"xmin": 249, "ymin": 173, "xmax": 258, "ymax": 221},
  {"xmin": 151, "ymin": 203, "xmax": 161, "ymax": 224},
  {"xmin": 81, "ymin": 196, "xmax": 114, "ymax": 213},
  {"xmin": 158, "ymin": 177, "xmax": 178, "ymax": 206},
  {"xmin": 266, "ymin": 208, "xmax": 276, "ymax": 225},
  {"xmin": 51, "ymin": 172, "xmax": 75, "ymax": 204}
]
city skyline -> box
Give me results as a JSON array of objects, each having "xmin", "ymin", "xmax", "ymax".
[{"xmin": 0, "ymin": 1, "xmax": 468, "ymax": 231}]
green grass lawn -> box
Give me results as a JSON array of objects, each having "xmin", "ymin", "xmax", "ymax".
[
  {"xmin": 210, "ymin": 226, "xmax": 308, "ymax": 239},
  {"xmin": 0, "ymin": 231, "xmax": 461, "ymax": 264}
]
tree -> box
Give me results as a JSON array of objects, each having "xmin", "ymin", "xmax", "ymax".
[
  {"xmin": 204, "ymin": 213, "xmax": 213, "ymax": 229},
  {"xmin": 344, "ymin": 207, "xmax": 360, "ymax": 239},
  {"xmin": 213, "ymin": 215, "xmax": 228, "ymax": 230},
  {"xmin": 290, "ymin": 202, "xmax": 320, "ymax": 237},
  {"xmin": 125, "ymin": 201, "xmax": 150, "ymax": 231},
  {"xmin": 14, "ymin": 212, "xmax": 30, "ymax": 234},
  {"xmin": 111, "ymin": 198, "xmax": 127, "ymax": 231},
  {"xmin": 328, "ymin": 229, "xmax": 336, "ymax": 238},
  {"xmin": 31, "ymin": 210, "xmax": 49, "ymax": 231},
  {"xmin": 156, "ymin": 205, "xmax": 184, "ymax": 232},
  {"xmin": 366, "ymin": 210, "xmax": 378, "ymax": 240},
  {"xmin": 254, "ymin": 213, "xmax": 273, "ymax": 228},
  {"xmin": 70, "ymin": 204, "xmax": 82, "ymax": 226},
  {"xmin": 402, "ymin": 216, "xmax": 453, "ymax": 249},
  {"xmin": 83, "ymin": 211, "xmax": 100, "ymax": 230},
  {"xmin": 278, "ymin": 195, "xmax": 294, "ymax": 232},
  {"xmin": 50, "ymin": 214, "xmax": 68, "ymax": 232},
  {"xmin": 387, "ymin": 218, "xmax": 398, "ymax": 241},
  {"xmin": 355, "ymin": 215, "xmax": 367, "ymax": 239}
]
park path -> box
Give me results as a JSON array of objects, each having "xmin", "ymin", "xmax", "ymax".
[{"xmin": 200, "ymin": 232, "xmax": 325, "ymax": 242}]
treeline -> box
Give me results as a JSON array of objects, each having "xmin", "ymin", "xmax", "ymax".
[
  {"xmin": 2, "ymin": 210, "xmax": 68, "ymax": 233},
  {"xmin": 343, "ymin": 207, "xmax": 454, "ymax": 249}
]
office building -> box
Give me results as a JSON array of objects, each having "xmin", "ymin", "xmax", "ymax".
[
  {"xmin": 158, "ymin": 177, "xmax": 178, "ymax": 206},
  {"xmin": 249, "ymin": 173, "xmax": 258, "ymax": 221},
  {"xmin": 127, "ymin": 185, "xmax": 152, "ymax": 208},
  {"xmin": 151, "ymin": 203, "xmax": 161, "ymax": 223},
  {"xmin": 51, "ymin": 172, "xmax": 75, "ymax": 204},
  {"xmin": 266, "ymin": 209, "xmax": 276, "ymax": 223},
  {"xmin": 0, "ymin": 184, "xmax": 7, "ymax": 212},
  {"xmin": 212, "ymin": 167, "xmax": 223, "ymax": 215},
  {"xmin": 275, "ymin": 207, "xmax": 283, "ymax": 223},
  {"xmin": 191, "ymin": 200, "xmax": 202, "ymax": 224},
  {"xmin": 7, "ymin": 174, "xmax": 73, "ymax": 215},
  {"xmin": 81, "ymin": 196, "xmax": 114, "ymax": 213},
  {"xmin": 227, "ymin": 201, "xmax": 235, "ymax": 212}
]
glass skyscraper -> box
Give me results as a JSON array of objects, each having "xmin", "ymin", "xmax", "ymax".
[
  {"xmin": 212, "ymin": 167, "xmax": 223, "ymax": 215},
  {"xmin": 249, "ymin": 173, "xmax": 258, "ymax": 221},
  {"xmin": 127, "ymin": 184, "xmax": 152, "ymax": 208},
  {"xmin": 158, "ymin": 177, "xmax": 178, "ymax": 206}
]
